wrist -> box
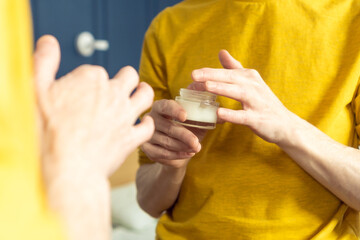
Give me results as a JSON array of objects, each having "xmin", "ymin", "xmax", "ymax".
[
  {"xmin": 43, "ymin": 119, "xmax": 98, "ymax": 162},
  {"xmin": 46, "ymin": 170, "xmax": 110, "ymax": 202},
  {"xmin": 42, "ymin": 148, "xmax": 106, "ymax": 185},
  {"xmin": 276, "ymin": 111, "xmax": 309, "ymax": 150},
  {"xmin": 161, "ymin": 162, "xmax": 188, "ymax": 173},
  {"xmin": 160, "ymin": 163, "xmax": 187, "ymax": 184},
  {"xmin": 46, "ymin": 171, "xmax": 111, "ymax": 240}
]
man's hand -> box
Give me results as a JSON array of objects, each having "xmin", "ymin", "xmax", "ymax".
[
  {"xmin": 191, "ymin": 50, "xmax": 360, "ymax": 212},
  {"xmin": 34, "ymin": 35, "xmax": 155, "ymax": 179},
  {"xmin": 141, "ymin": 99, "xmax": 205, "ymax": 169},
  {"xmin": 191, "ymin": 50, "xmax": 295, "ymax": 145},
  {"xmin": 137, "ymin": 99, "xmax": 206, "ymax": 218},
  {"xmin": 33, "ymin": 35, "xmax": 155, "ymax": 240}
]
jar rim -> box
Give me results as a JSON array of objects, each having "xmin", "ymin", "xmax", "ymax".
[{"xmin": 179, "ymin": 88, "xmax": 217, "ymax": 101}]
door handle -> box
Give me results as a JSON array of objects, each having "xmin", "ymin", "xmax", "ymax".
[{"xmin": 75, "ymin": 31, "xmax": 109, "ymax": 57}]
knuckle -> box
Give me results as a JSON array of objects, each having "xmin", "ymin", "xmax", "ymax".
[
  {"xmin": 163, "ymin": 135, "xmax": 172, "ymax": 149},
  {"xmin": 251, "ymin": 81, "xmax": 261, "ymax": 90},
  {"xmin": 200, "ymin": 69, "xmax": 208, "ymax": 80},
  {"xmin": 160, "ymin": 99, "xmax": 174, "ymax": 116},
  {"xmin": 92, "ymin": 65, "xmax": 109, "ymax": 81},
  {"xmin": 159, "ymin": 148, "xmax": 169, "ymax": 159},
  {"xmin": 75, "ymin": 64, "xmax": 92, "ymax": 74},
  {"xmin": 240, "ymin": 88, "xmax": 248, "ymax": 100},
  {"xmin": 158, "ymin": 99, "xmax": 167, "ymax": 113},
  {"xmin": 122, "ymin": 65, "xmax": 138, "ymax": 76},
  {"xmin": 167, "ymin": 122, "xmax": 174, "ymax": 136},
  {"xmin": 141, "ymin": 143, "xmax": 156, "ymax": 161},
  {"xmin": 75, "ymin": 65, "xmax": 108, "ymax": 81},
  {"xmin": 248, "ymin": 69, "xmax": 260, "ymax": 78},
  {"xmin": 229, "ymin": 70, "xmax": 239, "ymax": 81},
  {"xmin": 242, "ymin": 113, "xmax": 249, "ymax": 125}
]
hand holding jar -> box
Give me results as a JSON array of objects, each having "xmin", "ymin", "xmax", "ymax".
[
  {"xmin": 191, "ymin": 50, "xmax": 296, "ymax": 145},
  {"xmin": 141, "ymin": 97, "xmax": 208, "ymax": 169}
]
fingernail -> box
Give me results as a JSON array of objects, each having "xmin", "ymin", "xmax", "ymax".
[
  {"xmin": 185, "ymin": 152, "xmax": 195, "ymax": 158},
  {"xmin": 178, "ymin": 110, "xmax": 187, "ymax": 122},
  {"xmin": 192, "ymin": 70, "xmax": 202, "ymax": 80}
]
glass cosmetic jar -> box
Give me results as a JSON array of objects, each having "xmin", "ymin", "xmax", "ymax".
[{"xmin": 175, "ymin": 88, "xmax": 219, "ymax": 129}]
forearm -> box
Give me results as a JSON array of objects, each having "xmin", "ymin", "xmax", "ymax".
[
  {"xmin": 46, "ymin": 170, "xmax": 111, "ymax": 240},
  {"xmin": 136, "ymin": 163, "xmax": 187, "ymax": 218},
  {"xmin": 279, "ymin": 113, "xmax": 360, "ymax": 211}
]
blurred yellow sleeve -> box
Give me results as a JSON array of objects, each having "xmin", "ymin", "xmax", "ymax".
[{"xmin": 0, "ymin": 0, "xmax": 65, "ymax": 239}]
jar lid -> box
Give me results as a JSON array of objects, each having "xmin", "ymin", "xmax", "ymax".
[{"xmin": 179, "ymin": 88, "xmax": 217, "ymax": 102}]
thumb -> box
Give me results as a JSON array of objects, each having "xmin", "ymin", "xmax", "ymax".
[
  {"xmin": 218, "ymin": 50, "xmax": 243, "ymax": 69},
  {"xmin": 34, "ymin": 35, "xmax": 61, "ymax": 94}
]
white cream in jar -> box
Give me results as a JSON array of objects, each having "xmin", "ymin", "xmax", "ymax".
[{"xmin": 175, "ymin": 88, "xmax": 219, "ymax": 129}]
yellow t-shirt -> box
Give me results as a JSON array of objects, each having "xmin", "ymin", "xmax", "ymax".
[
  {"xmin": 0, "ymin": 0, "xmax": 65, "ymax": 239},
  {"xmin": 139, "ymin": 0, "xmax": 360, "ymax": 239}
]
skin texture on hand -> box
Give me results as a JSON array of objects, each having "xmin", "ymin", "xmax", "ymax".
[
  {"xmin": 191, "ymin": 50, "xmax": 295, "ymax": 145},
  {"xmin": 191, "ymin": 50, "xmax": 360, "ymax": 212},
  {"xmin": 34, "ymin": 35, "xmax": 155, "ymax": 240},
  {"xmin": 141, "ymin": 99, "xmax": 205, "ymax": 169},
  {"xmin": 137, "ymin": 49, "xmax": 360, "ymax": 220},
  {"xmin": 35, "ymin": 35, "xmax": 155, "ymax": 179},
  {"xmin": 137, "ymin": 93, "xmax": 207, "ymax": 218}
]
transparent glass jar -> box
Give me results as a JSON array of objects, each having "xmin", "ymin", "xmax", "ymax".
[{"xmin": 175, "ymin": 88, "xmax": 219, "ymax": 129}]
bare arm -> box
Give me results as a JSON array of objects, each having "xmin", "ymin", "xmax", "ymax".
[
  {"xmin": 45, "ymin": 171, "xmax": 111, "ymax": 240},
  {"xmin": 278, "ymin": 113, "xmax": 360, "ymax": 211},
  {"xmin": 191, "ymin": 50, "xmax": 360, "ymax": 211},
  {"xmin": 136, "ymin": 100, "xmax": 205, "ymax": 217},
  {"xmin": 136, "ymin": 163, "xmax": 187, "ymax": 218},
  {"xmin": 34, "ymin": 35, "xmax": 155, "ymax": 240}
]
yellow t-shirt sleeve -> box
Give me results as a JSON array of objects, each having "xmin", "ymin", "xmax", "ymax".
[
  {"xmin": 0, "ymin": 1, "xmax": 65, "ymax": 239},
  {"xmin": 138, "ymin": 15, "xmax": 171, "ymax": 165}
]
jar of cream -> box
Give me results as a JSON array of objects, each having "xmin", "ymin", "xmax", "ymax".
[{"xmin": 175, "ymin": 88, "xmax": 219, "ymax": 129}]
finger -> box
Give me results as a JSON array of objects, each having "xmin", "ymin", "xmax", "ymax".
[
  {"xmin": 130, "ymin": 82, "xmax": 154, "ymax": 117},
  {"xmin": 187, "ymin": 82, "xmax": 207, "ymax": 91},
  {"xmin": 130, "ymin": 115, "xmax": 155, "ymax": 147},
  {"xmin": 33, "ymin": 35, "xmax": 61, "ymax": 94},
  {"xmin": 218, "ymin": 50, "xmax": 243, "ymax": 69},
  {"xmin": 217, "ymin": 108, "xmax": 250, "ymax": 126},
  {"xmin": 141, "ymin": 142, "xmax": 195, "ymax": 161},
  {"xmin": 112, "ymin": 66, "xmax": 139, "ymax": 95},
  {"xmin": 155, "ymin": 116, "xmax": 201, "ymax": 152},
  {"xmin": 69, "ymin": 64, "xmax": 109, "ymax": 83},
  {"xmin": 192, "ymin": 67, "xmax": 246, "ymax": 86},
  {"xmin": 152, "ymin": 99, "xmax": 187, "ymax": 122},
  {"xmin": 217, "ymin": 117, "xmax": 226, "ymax": 124},
  {"xmin": 186, "ymin": 83, "xmax": 225, "ymax": 124},
  {"xmin": 203, "ymin": 81, "xmax": 251, "ymax": 104},
  {"xmin": 149, "ymin": 131, "xmax": 197, "ymax": 153}
]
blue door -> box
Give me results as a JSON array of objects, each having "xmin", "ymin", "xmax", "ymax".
[{"xmin": 31, "ymin": 0, "xmax": 182, "ymax": 78}]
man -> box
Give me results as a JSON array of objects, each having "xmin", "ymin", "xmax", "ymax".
[
  {"xmin": 136, "ymin": 0, "xmax": 360, "ymax": 239},
  {"xmin": 0, "ymin": 1, "xmax": 154, "ymax": 239}
]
